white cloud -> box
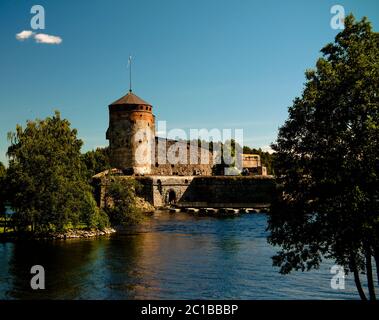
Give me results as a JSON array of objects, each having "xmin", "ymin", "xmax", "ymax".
[
  {"xmin": 16, "ymin": 30, "xmax": 34, "ymax": 40},
  {"xmin": 34, "ymin": 33, "xmax": 62, "ymax": 44},
  {"xmin": 15, "ymin": 30, "xmax": 62, "ymax": 44}
]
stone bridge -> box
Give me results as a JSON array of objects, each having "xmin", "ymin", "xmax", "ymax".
[{"xmin": 136, "ymin": 175, "xmax": 275, "ymax": 208}]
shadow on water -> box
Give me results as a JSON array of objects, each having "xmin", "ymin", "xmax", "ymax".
[
  {"xmin": 0, "ymin": 211, "xmax": 361, "ymax": 299},
  {"xmin": 5, "ymin": 239, "xmax": 105, "ymax": 299}
]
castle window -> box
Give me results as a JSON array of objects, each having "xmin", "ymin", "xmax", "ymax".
[
  {"xmin": 139, "ymin": 139, "xmax": 142, "ymax": 144},
  {"xmin": 155, "ymin": 162, "xmax": 159, "ymax": 167},
  {"xmin": 145, "ymin": 106, "xmax": 148, "ymax": 110}
]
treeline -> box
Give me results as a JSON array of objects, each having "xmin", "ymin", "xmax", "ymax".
[
  {"xmin": 0, "ymin": 162, "xmax": 6, "ymax": 218},
  {"xmin": 0, "ymin": 111, "xmax": 141, "ymax": 235}
]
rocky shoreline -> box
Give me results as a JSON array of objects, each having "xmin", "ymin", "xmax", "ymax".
[
  {"xmin": 46, "ymin": 227, "xmax": 117, "ymax": 240},
  {"xmin": 0, "ymin": 227, "xmax": 116, "ymax": 242}
]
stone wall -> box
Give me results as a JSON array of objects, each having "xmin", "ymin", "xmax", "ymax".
[
  {"xmin": 150, "ymin": 176, "xmax": 194, "ymax": 207},
  {"xmin": 137, "ymin": 175, "xmax": 275, "ymax": 208},
  {"xmin": 151, "ymin": 138, "xmax": 214, "ymax": 176},
  {"xmin": 95, "ymin": 175, "xmax": 276, "ymax": 209}
]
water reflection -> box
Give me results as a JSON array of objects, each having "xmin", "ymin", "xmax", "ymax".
[
  {"xmin": 6, "ymin": 239, "xmax": 106, "ymax": 299},
  {"xmin": 0, "ymin": 212, "xmax": 359, "ymax": 299}
]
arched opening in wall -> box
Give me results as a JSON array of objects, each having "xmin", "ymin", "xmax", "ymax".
[{"xmin": 167, "ymin": 190, "xmax": 177, "ymax": 205}]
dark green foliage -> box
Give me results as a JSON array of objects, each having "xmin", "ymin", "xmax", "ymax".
[
  {"xmin": 0, "ymin": 162, "xmax": 6, "ymax": 231},
  {"xmin": 104, "ymin": 178, "xmax": 143, "ymax": 226},
  {"xmin": 81, "ymin": 147, "xmax": 110, "ymax": 180},
  {"xmin": 0, "ymin": 162, "xmax": 5, "ymax": 212},
  {"xmin": 6, "ymin": 111, "xmax": 109, "ymax": 233},
  {"xmin": 268, "ymin": 15, "xmax": 378, "ymax": 300},
  {"xmin": 0, "ymin": 162, "xmax": 5, "ymax": 177}
]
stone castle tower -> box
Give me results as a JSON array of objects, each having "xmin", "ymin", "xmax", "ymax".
[{"xmin": 106, "ymin": 90, "xmax": 155, "ymax": 175}]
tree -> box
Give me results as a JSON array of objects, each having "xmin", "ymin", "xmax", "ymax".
[
  {"xmin": 104, "ymin": 177, "xmax": 143, "ymax": 226},
  {"xmin": 81, "ymin": 147, "xmax": 110, "ymax": 180},
  {"xmin": 268, "ymin": 15, "xmax": 379, "ymax": 300},
  {"xmin": 6, "ymin": 111, "xmax": 108, "ymax": 233},
  {"xmin": 0, "ymin": 162, "xmax": 6, "ymax": 232}
]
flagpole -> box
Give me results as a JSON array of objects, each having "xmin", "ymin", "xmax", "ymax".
[{"xmin": 129, "ymin": 55, "xmax": 132, "ymax": 92}]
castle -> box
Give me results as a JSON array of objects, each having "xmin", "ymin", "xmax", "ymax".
[
  {"xmin": 95, "ymin": 89, "xmax": 273, "ymax": 209},
  {"xmin": 105, "ymin": 89, "xmax": 266, "ymax": 177}
]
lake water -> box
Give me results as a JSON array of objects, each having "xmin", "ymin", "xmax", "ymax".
[{"xmin": 0, "ymin": 211, "xmax": 359, "ymax": 299}]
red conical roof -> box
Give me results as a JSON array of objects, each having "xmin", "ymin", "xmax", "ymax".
[{"xmin": 110, "ymin": 91, "xmax": 151, "ymax": 106}]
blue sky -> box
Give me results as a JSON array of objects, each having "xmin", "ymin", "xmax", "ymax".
[{"xmin": 1, "ymin": 0, "xmax": 378, "ymax": 164}]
